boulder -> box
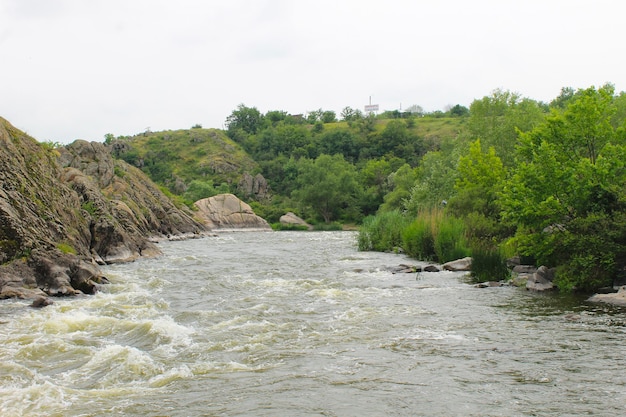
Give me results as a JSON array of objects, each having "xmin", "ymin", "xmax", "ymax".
[
  {"xmin": 194, "ymin": 194, "xmax": 271, "ymax": 231},
  {"xmin": 443, "ymin": 257, "xmax": 472, "ymax": 271},
  {"xmin": 389, "ymin": 264, "xmax": 421, "ymax": 274},
  {"xmin": 512, "ymin": 265, "xmax": 538, "ymax": 274},
  {"xmin": 279, "ymin": 212, "xmax": 312, "ymax": 230},
  {"xmin": 587, "ymin": 286, "xmax": 626, "ymax": 307},
  {"xmin": 526, "ymin": 265, "xmax": 555, "ymax": 291},
  {"xmin": 423, "ymin": 265, "xmax": 441, "ymax": 272},
  {"xmin": 31, "ymin": 296, "xmax": 54, "ymax": 308}
]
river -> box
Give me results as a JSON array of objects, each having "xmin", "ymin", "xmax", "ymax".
[{"xmin": 1, "ymin": 231, "xmax": 625, "ymax": 416}]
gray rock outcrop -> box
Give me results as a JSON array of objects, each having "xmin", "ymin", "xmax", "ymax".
[
  {"xmin": 194, "ymin": 193, "xmax": 271, "ymax": 231},
  {"xmin": 279, "ymin": 212, "xmax": 312, "ymax": 230},
  {"xmin": 238, "ymin": 172, "xmax": 270, "ymax": 201}
]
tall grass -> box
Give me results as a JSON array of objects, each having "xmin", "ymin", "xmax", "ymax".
[
  {"xmin": 358, "ymin": 210, "xmax": 409, "ymax": 252},
  {"xmin": 359, "ymin": 207, "xmax": 471, "ymax": 263},
  {"xmin": 434, "ymin": 216, "xmax": 470, "ymax": 263},
  {"xmin": 401, "ymin": 215, "xmax": 435, "ymax": 260},
  {"xmin": 402, "ymin": 207, "xmax": 470, "ymax": 263},
  {"xmin": 469, "ymin": 243, "xmax": 510, "ymax": 283}
]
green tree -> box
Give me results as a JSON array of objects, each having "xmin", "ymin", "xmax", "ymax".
[
  {"xmin": 318, "ymin": 128, "xmax": 359, "ymax": 162},
  {"xmin": 306, "ymin": 109, "xmax": 323, "ymax": 124},
  {"xmin": 502, "ymin": 85, "xmax": 626, "ymax": 291},
  {"xmin": 448, "ymin": 104, "xmax": 469, "ymax": 117},
  {"xmin": 468, "ymin": 89, "xmax": 545, "ymax": 166},
  {"xmin": 405, "ymin": 139, "xmax": 464, "ymax": 213},
  {"xmin": 226, "ymin": 104, "xmax": 264, "ymax": 136},
  {"xmin": 292, "ymin": 154, "xmax": 361, "ymax": 223},
  {"xmin": 379, "ymin": 164, "xmax": 417, "ymax": 213},
  {"xmin": 449, "ymin": 139, "xmax": 505, "ymax": 219},
  {"xmin": 359, "ymin": 158, "xmax": 395, "ymax": 216},
  {"xmin": 549, "ymin": 86, "xmax": 576, "ymax": 109},
  {"xmin": 340, "ymin": 106, "xmax": 363, "ymax": 121},
  {"xmin": 448, "ymin": 139, "xmax": 510, "ymax": 243},
  {"xmin": 321, "ymin": 110, "xmax": 337, "ymax": 123}
]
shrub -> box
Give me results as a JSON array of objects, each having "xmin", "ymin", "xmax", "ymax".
[
  {"xmin": 271, "ymin": 223, "xmax": 309, "ymax": 231},
  {"xmin": 402, "ymin": 208, "xmax": 469, "ymax": 262},
  {"xmin": 81, "ymin": 201, "xmax": 98, "ymax": 216},
  {"xmin": 434, "ymin": 215, "xmax": 470, "ymax": 263},
  {"xmin": 313, "ymin": 222, "xmax": 343, "ymax": 231}
]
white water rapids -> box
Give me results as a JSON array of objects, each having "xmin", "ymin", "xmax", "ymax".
[{"xmin": 1, "ymin": 231, "xmax": 626, "ymax": 416}]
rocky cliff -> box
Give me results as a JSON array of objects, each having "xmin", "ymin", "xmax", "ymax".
[{"xmin": 0, "ymin": 117, "xmax": 208, "ymax": 300}]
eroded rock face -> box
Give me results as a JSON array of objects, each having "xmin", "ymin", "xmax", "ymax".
[
  {"xmin": 238, "ymin": 172, "xmax": 270, "ymax": 201},
  {"xmin": 0, "ymin": 117, "xmax": 208, "ymax": 299},
  {"xmin": 194, "ymin": 194, "xmax": 271, "ymax": 231}
]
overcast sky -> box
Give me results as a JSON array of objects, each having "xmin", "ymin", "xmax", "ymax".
[{"xmin": 1, "ymin": 0, "xmax": 624, "ymax": 143}]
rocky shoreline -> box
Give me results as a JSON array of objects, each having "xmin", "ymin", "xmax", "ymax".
[
  {"xmin": 0, "ymin": 117, "xmax": 267, "ymax": 304},
  {"xmin": 388, "ymin": 256, "xmax": 626, "ymax": 308}
]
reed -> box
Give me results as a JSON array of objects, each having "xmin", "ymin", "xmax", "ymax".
[
  {"xmin": 470, "ymin": 243, "xmax": 510, "ymax": 283},
  {"xmin": 358, "ymin": 210, "xmax": 408, "ymax": 252},
  {"xmin": 402, "ymin": 207, "xmax": 470, "ymax": 262}
]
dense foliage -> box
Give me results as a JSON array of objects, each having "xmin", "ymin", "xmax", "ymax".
[
  {"xmin": 361, "ymin": 83, "xmax": 626, "ymax": 292},
  {"xmin": 223, "ymin": 104, "xmax": 465, "ymax": 224}
]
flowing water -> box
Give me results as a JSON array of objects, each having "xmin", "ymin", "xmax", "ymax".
[{"xmin": 1, "ymin": 231, "xmax": 626, "ymax": 416}]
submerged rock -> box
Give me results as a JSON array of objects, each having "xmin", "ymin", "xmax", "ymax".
[
  {"xmin": 30, "ymin": 296, "xmax": 54, "ymax": 308},
  {"xmin": 423, "ymin": 265, "xmax": 441, "ymax": 272},
  {"xmin": 475, "ymin": 281, "xmax": 505, "ymax": 288}
]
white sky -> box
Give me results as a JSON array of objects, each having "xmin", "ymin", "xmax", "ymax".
[{"xmin": 1, "ymin": 0, "xmax": 624, "ymax": 143}]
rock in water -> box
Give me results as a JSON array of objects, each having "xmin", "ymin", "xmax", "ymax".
[
  {"xmin": 588, "ymin": 286, "xmax": 626, "ymax": 307},
  {"xmin": 194, "ymin": 194, "xmax": 271, "ymax": 231},
  {"xmin": 443, "ymin": 257, "xmax": 473, "ymax": 271},
  {"xmin": 279, "ymin": 212, "xmax": 312, "ymax": 230}
]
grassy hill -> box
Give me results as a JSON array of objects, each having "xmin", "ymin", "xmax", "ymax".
[{"xmin": 110, "ymin": 128, "xmax": 259, "ymax": 195}]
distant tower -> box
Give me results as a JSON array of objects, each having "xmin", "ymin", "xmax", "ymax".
[{"xmin": 364, "ymin": 96, "xmax": 379, "ymax": 114}]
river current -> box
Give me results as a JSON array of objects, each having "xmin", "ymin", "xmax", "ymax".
[{"xmin": 1, "ymin": 231, "xmax": 626, "ymax": 416}]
